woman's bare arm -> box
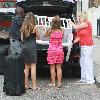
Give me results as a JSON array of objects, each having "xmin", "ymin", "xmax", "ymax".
[
  {"xmin": 21, "ymin": 32, "xmax": 23, "ymax": 42},
  {"xmin": 73, "ymin": 37, "xmax": 80, "ymax": 43},
  {"xmin": 34, "ymin": 26, "xmax": 40, "ymax": 40},
  {"xmin": 44, "ymin": 29, "xmax": 52, "ymax": 37},
  {"xmin": 61, "ymin": 29, "xmax": 64, "ymax": 35},
  {"xmin": 69, "ymin": 21, "xmax": 88, "ymax": 30}
]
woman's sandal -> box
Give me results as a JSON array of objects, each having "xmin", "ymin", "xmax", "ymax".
[
  {"xmin": 48, "ymin": 83, "xmax": 55, "ymax": 87},
  {"xmin": 32, "ymin": 87, "xmax": 42, "ymax": 91},
  {"xmin": 25, "ymin": 87, "xmax": 32, "ymax": 90}
]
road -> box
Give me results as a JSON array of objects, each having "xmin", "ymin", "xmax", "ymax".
[{"xmin": 0, "ymin": 71, "xmax": 100, "ymax": 100}]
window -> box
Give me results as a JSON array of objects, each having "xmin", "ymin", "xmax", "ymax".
[{"xmin": 89, "ymin": 0, "xmax": 100, "ymax": 7}]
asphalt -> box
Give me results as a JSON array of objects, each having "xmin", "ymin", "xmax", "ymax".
[{"xmin": 94, "ymin": 36, "xmax": 100, "ymax": 87}]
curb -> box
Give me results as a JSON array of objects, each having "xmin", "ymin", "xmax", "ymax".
[
  {"xmin": 94, "ymin": 63, "xmax": 100, "ymax": 88},
  {"xmin": 95, "ymin": 74, "xmax": 100, "ymax": 88},
  {"xmin": 93, "ymin": 37, "xmax": 100, "ymax": 88},
  {"xmin": 94, "ymin": 36, "xmax": 100, "ymax": 39},
  {"xmin": 95, "ymin": 79, "xmax": 100, "ymax": 88}
]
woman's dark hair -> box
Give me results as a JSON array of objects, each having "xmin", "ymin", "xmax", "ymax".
[{"xmin": 15, "ymin": 7, "xmax": 24, "ymax": 15}]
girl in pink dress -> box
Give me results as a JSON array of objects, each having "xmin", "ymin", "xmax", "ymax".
[{"xmin": 44, "ymin": 15, "xmax": 64, "ymax": 88}]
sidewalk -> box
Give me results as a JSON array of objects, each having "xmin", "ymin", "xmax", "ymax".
[{"xmin": 94, "ymin": 37, "xmax": 100, "ymax": 87}]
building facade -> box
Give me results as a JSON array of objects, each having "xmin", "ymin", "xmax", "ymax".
[
  {"xmin": 77, "ymin": 0, "xmax": 100, "ymax": 12},
  {"xmin": 89, "ymin": 0, "xmax": 100, "ymax": 7}
]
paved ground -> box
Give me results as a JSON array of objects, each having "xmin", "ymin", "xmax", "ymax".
[{"xmin": 0, "ymin": 74, "xmax": 100, "ymax": 100}]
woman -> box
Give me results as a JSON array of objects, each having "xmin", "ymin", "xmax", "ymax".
[
  {"xmin": 70, "ymin": 12, "xmax": 95, "ymax": 84},
  {"xmin": 20, "ymin": 12, "xmax": 40, "ymax": 90},
  {"xmin": 44, "ymin": 15, "xmax": 64, "ymax": 88},
  {"xmin": 9, "ymin": 7, "xmax": 25, "ymax": 55}
]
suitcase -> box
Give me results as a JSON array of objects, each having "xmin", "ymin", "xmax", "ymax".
[
  {"xmin": 3, "ymin": 54, "xmax": 25, "ymax": 96},
  {"xmin": 0, "ymin": 45, "xmax": 8, "ymax": 75}
]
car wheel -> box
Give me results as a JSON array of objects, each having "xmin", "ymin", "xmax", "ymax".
[{"xmin": 71, "ymin": 63, "xmax": 81, "ymax": 78}]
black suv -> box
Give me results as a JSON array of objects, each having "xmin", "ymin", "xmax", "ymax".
[{"xmin": 0, "ymin": 0, "xmax": 80, "ymax": 76}]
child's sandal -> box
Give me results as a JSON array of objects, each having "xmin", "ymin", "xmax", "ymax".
[
  {"xmin": 57, "ymin": 83, "xmax": 62, "ymax": 88},
  {"xmin": 25, "ymin": 87, "xmax": 32, "ymax": 90},
  {"xmin": 48, "ymin": 83, "xmax": 55, "ymax": 87},
  {"xmin": 32, "ymin": 87, "xmax": 42, "ymax": 91}
]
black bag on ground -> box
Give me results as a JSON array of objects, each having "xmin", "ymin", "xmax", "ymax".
[
  {"xmin": 3, "ymin": 54, "xmax": 25, "ymax": 96},
  {"xmin": 0, "ymin": 45, "xmax": 8, "ymax": 75}
]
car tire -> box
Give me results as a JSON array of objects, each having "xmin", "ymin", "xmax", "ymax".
[{"xmin": 71, "ymin": 63, "xmax": 81, "ymax": 78}]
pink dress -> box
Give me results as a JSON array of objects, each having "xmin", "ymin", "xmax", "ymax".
[{"xmin": 47, "ymin": 31, "xmax": 64, "ymax": 64}]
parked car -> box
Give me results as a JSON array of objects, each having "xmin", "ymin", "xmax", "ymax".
[
  {"xmin": 0, "ymin": 0, "xmax": 80, "ymax": 77},
  {"xmin": 0, "ymin": 12, "xmax": 15, "ymax": 31}
]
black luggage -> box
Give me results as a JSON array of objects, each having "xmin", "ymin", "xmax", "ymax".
[
  {"xmin": 3, "ymin": 54, "xmax": 25, "ymax": 96},
  {"xmin": 0, "ymin": 38, "xmax": 10, "ymax": 75},
  {"xmin": 0, "ymin": 45, "xmax": 8, "ymax": 74}
]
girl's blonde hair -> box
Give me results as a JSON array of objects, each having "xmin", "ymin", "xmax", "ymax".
[
  {"xmin": 77, "ymin": 11, "xmax": 88, "ymax": 22},
  {"xmin": 20, "ymin": 12, "xmax": 36, "ymax": 39},
  {"xmin": 51, "ymin": 15, "xmax": 61, "ymax": 29}
]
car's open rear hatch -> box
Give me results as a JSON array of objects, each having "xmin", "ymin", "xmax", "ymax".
[{"xmin": 17, "ymin": 0, "xmax": 77, "ymax": 18}]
